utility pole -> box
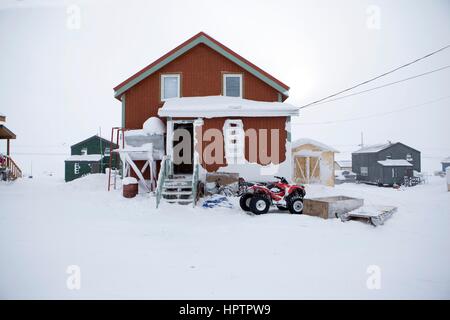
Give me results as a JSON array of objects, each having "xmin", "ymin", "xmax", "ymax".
[
  {"xmin": 99, "ymin": 126, "xmax": 103, "ymax": 173},
  {"xmin": 358, "ymin": 132, "xmax": 364, "ymax": 148}
]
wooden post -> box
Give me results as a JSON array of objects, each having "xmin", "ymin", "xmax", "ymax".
[{"xmin": 6, "ymin": 139, "xmax": 10, "ymax": 156}]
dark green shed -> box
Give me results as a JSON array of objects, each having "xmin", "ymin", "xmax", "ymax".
[{"xmin": 65, "ymin": 135, "xmax": 120, "ymax": 182}]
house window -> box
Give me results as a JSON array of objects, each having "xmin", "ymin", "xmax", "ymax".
[
  {"xmin": 81, "ymin": 147, "xmax": 87, "ymax": 155},
  {"xmin": 360, "ymin": 167, "xmax": 368, "ymax": 176},
  {"xmin": 161, "ymin": 74, "xmax": 180, "ymax": 101},
  {"xmin": 386, "ymin": 154, "xmax": 392, "ymax": 159},
  {"xmin": 406, "ymin": 153, "xmax": 413, "ymax": 161},
  {"xmin": 223, "ymin": 119, "xmax": 245, "ymax": 164},
  {"xmin": 104, "ymin": 147, "xmax": 110, "ymax": 155},
  {"xmin": 223, "ymin": 74, "xmax": 242, "ymax": 98}
]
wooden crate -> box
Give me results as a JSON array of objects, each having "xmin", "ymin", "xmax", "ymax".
[{"xmin": 303, "ymin": 196, "xmax": 364, "ymax": 219}]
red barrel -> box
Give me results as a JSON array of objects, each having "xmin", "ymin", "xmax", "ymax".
[{"xmin": 123, "ymin": 177, "xmax": 138, "ymax": 198}]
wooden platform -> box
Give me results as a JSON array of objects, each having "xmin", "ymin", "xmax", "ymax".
[{"xmin": 303, "ymin": 196, "xmax": 364, "ymax": 219}]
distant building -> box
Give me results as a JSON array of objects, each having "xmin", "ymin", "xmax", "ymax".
[
  {"xmin": 334, "ymin": 160, "xmax": 352, "ymax": 171},
  {"xmin": 292, "ymin": 138, "xmax": 338, "ymax": 187},
  {"xmin": 65, "ymin": 135, "xmax": 119, "ymax": 182},
  {"xmin": 352, "ymin": 142, "xmax": 420, "ymax": 186},
  {"xmin": 441, "ymin": 157, "xmax": 450, "ymax": 172},
  {"xmin": 0, "ymin": 113, "xmax": 22, "ymax": 180}
]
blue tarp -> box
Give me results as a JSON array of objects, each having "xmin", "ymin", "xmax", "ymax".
[{"xmin": 202, "ymin": 194, "xmax": 234, "ymax": 209}]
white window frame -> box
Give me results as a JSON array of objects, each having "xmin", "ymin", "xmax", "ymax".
[
  {"xmin": 360, "ymin": 166, "xmax": 368, "ymax": 176},
  {"xmin": 161, "ymin": 74, "xmax": 181, "ymax": 101},
  {"xmin": 223, "ymin": 119, "xmax": 245, "ymax": 164},
  {"xmin": 223, "ymin": 73, "xmax": 243, "ymax": 98},
  {"xmin": 406, "ymin": 153, "xmax": 413, "ymax": 161},
  {"xmin": 81, "ymin": 147, "xmax": 87, "ymax": 155}
]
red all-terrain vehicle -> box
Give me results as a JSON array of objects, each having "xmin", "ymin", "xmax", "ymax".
[{"xmin": 239, "ymin": 176, "xmax": 306, "ymax": 215}]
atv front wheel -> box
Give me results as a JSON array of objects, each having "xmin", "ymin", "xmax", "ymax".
[
  {"xmin": 287, "ymin": 196, "xmax": 304, "ymax": 214},
  {"xmin": 239, "ymin": 194, "xmax": 253, "ymax": 211},
  {"xmin": 249, "ymin": 195, "xmax": 270, "ymax": 215}
]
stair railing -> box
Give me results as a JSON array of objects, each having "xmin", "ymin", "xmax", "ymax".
[
  {"xmin": 4, "ymin": 155, "xmax": 22, "ymax": 180},
  {"xmin": 156, "ymin": 155, "xmax": 171, "ymax": 208},
  {"xmin": 191, "ymin": 153, "xmax": 200, "ymax": 207}
]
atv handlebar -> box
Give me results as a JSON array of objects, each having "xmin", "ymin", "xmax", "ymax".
[{"xmin": 274, "ymin": 176, "xmax": 288, "ymax": 184}]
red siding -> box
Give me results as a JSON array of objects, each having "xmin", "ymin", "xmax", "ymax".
[
  {"xmin": 124, "ymin": 43, "xmax": 280, "ymax": 129},
  {"xmin": 123, "ymin": 42, "xmax": 288, "ymax": 172},
  {"xmin": 196, "ymin": 117, "xmax": 287, "ymax": 172}
]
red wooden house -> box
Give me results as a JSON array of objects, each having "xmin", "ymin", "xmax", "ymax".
[{"xmin": 113, "ymin": 32, "xmax": 298, "ymax": 205}]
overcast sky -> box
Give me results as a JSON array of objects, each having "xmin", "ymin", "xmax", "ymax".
[{"xmin": 1, "ymin": 0, "xmax": 449, "ymax": 173}]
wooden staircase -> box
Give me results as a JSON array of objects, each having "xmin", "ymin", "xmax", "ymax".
[
  {"xmin": 4, "ymin": 155, "xmax": 22, "ymax": 180},
  {"xmin": 156, "ymin": 155, "xmax": 200, "ymax": 208},
  {"xmin": 161, "ymin": 175, "xmax": 194, "ymax": 204}
]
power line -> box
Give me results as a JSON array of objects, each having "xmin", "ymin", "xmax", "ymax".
[
  {"xmin": 293, "ymin": 95, "xmax": 450, "ymax": 126},
  {"xmin": 299, "ymin": 44, "xmax": 450, "ymax": 110},
  {"xmin": 306, "ymin": 65, "xmax": 450, "ymax": 106}
]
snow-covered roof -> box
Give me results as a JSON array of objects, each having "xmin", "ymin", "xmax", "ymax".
[
  {"xmin": 71, "ymin": 135, "xmax": 117, "ymax": 149},
  {"xmin": 441, "ymin": 157, "xmax": 450, "ymax": 164},
  {"xmin": 335, "ymin": 160, "xmax": 352, "ymax": 167},
  {"xmin": 158, "ymin": 96, "xmax": 299, "ymax": 118},
  {"xmin": 354, "ymin": 143, "xmax": 394, "ymax": 153},
  {"xmin": 66, "ymin": 154, "xmax": 103, "ymax": 162},
  {"xmin": 377, "ymin": 159, "xmax": 413, "ymax": 167},
  {"xmin": 292, "ymin": 138, "xmax": 339, "ymax": 152}
]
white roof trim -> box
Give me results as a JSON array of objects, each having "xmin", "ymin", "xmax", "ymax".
[
  {"xmin": 66, "ymin": 154, "xmax": 103, "ymax": 162},
  {"xmin": 377, "ymin": 159, "xmax": 413, "ymax": 167}
]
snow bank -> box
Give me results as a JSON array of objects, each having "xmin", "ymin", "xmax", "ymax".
[
  {"xmin": 158, "ymin": 96, "xmax": 299, "ymax": 118},
  {"xmin": 1, "ymin": 175, "xmax": 450, "ymax": 299},
  {"xmin": 143, "ymin": 117, "xmax": 166, "ymax": 135}
]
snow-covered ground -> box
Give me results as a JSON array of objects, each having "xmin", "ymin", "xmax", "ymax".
[{"xmin": 0, "ymin": 174, "xmax": 449, "ymax": 299}]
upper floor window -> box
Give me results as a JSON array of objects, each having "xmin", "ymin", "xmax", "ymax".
[
  {"xmin": 81, "ymin": 147, "xmax": 87, "ymax": 155},
  {"xmin": 223, "ymin": 74, "xmax": 242, "ymax": 98},
  {"xmin": 104, "ymin": 147, "xmax": 110, "ymax": 155},
  {"xmin": 386, "ymin": 154, "xmax": 392, "ymax": 159},
  {"xmin": 161, "ymin": 74, "xmax": 180, "ymax": 101},
  {"xmin": 406, "ymin": 153, "xmax": 413, "ymax": 161}
]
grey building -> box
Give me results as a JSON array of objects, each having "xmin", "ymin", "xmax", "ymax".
[
  {"xmin": 441, "ymin": 157, "xmax": 450, "ymax": 172},
  {"xmin": 352, "ymin": 142, "xmax": 421, "ymax": 186}
]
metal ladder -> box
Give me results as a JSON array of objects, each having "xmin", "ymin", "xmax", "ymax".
[{"xmin": 107, "ymin": 127, "xmax": 126, "ymax": 191}]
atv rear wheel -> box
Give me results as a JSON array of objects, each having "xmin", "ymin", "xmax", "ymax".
[
  {"xmin": 287, "ymin": 196, "xmax": 303, "ymax": 214},
  {"xmin": 249, "ymin": 195, "xmax": 270, "ymax": 215},
  {"xmin": 239, "ymin": 194, "xmax": 253, "ymax": 212}
]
